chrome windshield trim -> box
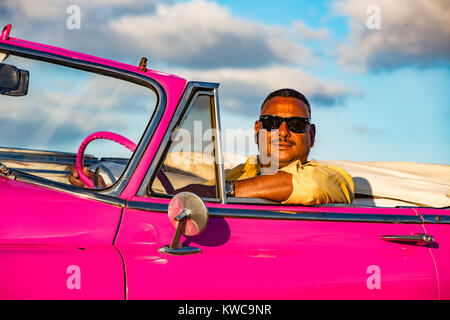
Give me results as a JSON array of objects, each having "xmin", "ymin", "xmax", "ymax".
[
  {"xmin": 0, "ymin": 42, "xmax": 167, "ymax": 200},
  {"xmin": 137, "ymin": 81, "xmax": 224, "ymax": 202},
  {"xmin": 126, "ymin": 201, "xmax": 423, "ymax": 224},
  {"xmin": 212, "ymin": 87, "xmax": 226, "ymax": 204}
]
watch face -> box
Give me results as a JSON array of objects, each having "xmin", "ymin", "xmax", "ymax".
[
  {"xmin": 225, "ymin": 181, "xmax": 231, "ymax": 193},
  {"xmin": 226, "ymin": 180, "xmax": 234, "ymax": 195}
]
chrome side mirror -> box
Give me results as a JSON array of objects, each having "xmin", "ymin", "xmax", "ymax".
[{"xmin": 159, "ymin": 192, "xmax": 209, "ymax": 255}]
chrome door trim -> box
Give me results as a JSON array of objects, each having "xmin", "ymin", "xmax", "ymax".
[
  {"xmin": 137, "ymin": 81, "xmax": 225, "ymax": 203},
  {"xmin": 126, "ymin": 201, "xmax": 425, "ymax": 224},
  {"xmin": 0, "ymin": 42, "xmax": 167, "ymax": 200},
  {"xmin": 421, "ymin": 214, "xmax": 450, "ymax": 224}
]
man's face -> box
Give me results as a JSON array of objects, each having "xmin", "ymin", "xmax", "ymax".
[{"xmin": 254, "ymin": 96, "xmax": 316, "ymax": 168}]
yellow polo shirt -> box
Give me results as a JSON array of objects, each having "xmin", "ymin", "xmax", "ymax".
[{"xmin": 225, "ymin": 156, "xmax": 354, "ymax": 205}]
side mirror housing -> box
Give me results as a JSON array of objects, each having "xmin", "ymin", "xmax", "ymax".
[{"xmin": 0, "ymin": 63, "xmax": 29, "ymax": 96}]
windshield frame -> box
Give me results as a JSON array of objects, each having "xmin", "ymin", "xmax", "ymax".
[{"xmin": 0, "ymin": 42, "xmax": 167, "ymax": 201}]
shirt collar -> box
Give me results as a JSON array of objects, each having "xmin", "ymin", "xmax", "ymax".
[{"xmin": 241, "ymin": 156, "xmax": 317, "ymax": 175}]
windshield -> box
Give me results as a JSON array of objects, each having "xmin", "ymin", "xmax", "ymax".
[{"xmin": 0, "ymin": 52, "xmax": 158, "ymax": 187}]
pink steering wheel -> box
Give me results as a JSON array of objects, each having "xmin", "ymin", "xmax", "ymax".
[
  {"xmin": 76, "ymin": 131, "xmax": 175, "ymax": 194},
  {"xmin": 76, "ymin": 131, "xmax": 137, "ymax": 189}
]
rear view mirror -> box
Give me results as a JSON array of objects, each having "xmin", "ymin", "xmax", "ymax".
[{"xmin": 0, "ymin": 63, "xmax": 29, "ymax": 96}]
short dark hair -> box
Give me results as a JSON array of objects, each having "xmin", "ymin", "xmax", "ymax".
[{"xmin": 260, "ymin": 88, "xmax": 311, "ymax": 118}]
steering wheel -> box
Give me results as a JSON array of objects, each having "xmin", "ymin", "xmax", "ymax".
[{"xmin": 76, "ymin": 131, "xmax": 175, "ymax": 193}]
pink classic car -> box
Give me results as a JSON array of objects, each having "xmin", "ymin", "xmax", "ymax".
[{"xmin": 0, "ymin": 24, "xmax": 449, "ymax": 300}]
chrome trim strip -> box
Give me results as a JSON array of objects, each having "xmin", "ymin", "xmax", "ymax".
[
  {"xmin": 0, "ymin": 146, "xmax": 97, "ymax": 157},
  {"xmin": 126, "ymin": 201, "xmax": 423, "ymax": 224},
  {"xmin": 227, "ymin": 197, "xmax": 391, "ymax": 208},
  {"xmin": 137, "ymin": 82, "xmax": 222, "ymax": 202},
  {"xmin": 421, "ymin": 214, "xmax": 450, "ymax": 224},
  {"xmin": 212, "ymin": 87, "xmax": 226, "ymax": 204},
  {"xmin": 227, "ymin": 197, "xmax": 280, "ymax": 205},
  {"xmin": 8, "ymin": 168, "xmax": 69, "ymax": 175},
  {"xmin": 0, "ymin": 147, "xmax": 98, "ymax": 166},
  {"xmin": 0, "ymin": 42, "xmax": 167, "ymax": 199},
  {"xmin": 127, "ymin": 200, "xmax": 169, "ymax": 212}
]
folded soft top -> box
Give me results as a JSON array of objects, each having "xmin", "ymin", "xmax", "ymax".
[{"xmin": 319, "ymin": 160, "xmax": 450, "ymax": 208}]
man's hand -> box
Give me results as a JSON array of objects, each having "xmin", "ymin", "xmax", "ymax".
[{"xmin": 68, "ymin": 164, "xmax": 105, "ymax": 188}]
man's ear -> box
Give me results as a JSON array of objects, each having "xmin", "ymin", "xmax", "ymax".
[
  {"xmin": 309, "ymin": 124, "xmax": 316, "ymax": 147},
  {"xmin": 254, "ymin": 121, "xmax": 260, "ymax": 145}
]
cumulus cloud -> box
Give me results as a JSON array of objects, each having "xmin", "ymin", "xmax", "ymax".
[
  {"xmin": 0, "ymin": 0, "xmax": 327, "ymax": 68},
  {"xmin": 171, "ymin": 65, "xmax": 358, "ymax": 116},
  {"xmin": 2, "ymin": 0, "xmax": 163, "ymax": 19},
  {"xmin": 110, "ymin": 0, "xmax": 317, "ymax": 68},
  {"xmin": 333, "ymin": 0, "xmax": 450, "ymax": 71},
  {"xmin": 0, "ymin": 0, "xmax": 167, "ymax": 60},
  {"xmin": 293, "ymin": 21, "xmax": 329, "ymax": 40},
  {"xmin": 0, "ymin": 0, "xmax": 358, "ymax": 117}
]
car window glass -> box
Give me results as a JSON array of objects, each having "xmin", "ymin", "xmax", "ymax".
[
  {"xmin": 150, "ymin": 94, "xmax": 219, "ymax": 199},
  {"xmin": 0, "ymin": 53, "xmax": 157, "ymax": 188}
]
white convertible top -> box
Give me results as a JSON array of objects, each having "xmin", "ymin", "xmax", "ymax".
[
  {"xmin": 318, "ymin": 160, "xmax": 450, "ymax": 208},
  {"xmin": 161, "ymin": 152, "xmax": 450, "ymax": 208}
]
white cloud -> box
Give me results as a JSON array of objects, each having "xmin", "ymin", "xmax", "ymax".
[
  {"xmin": 110, "ymin": 0, "xmax": 317, "ymax": 67},
  {"xmin": 3, "ymin": 0, "xmax": 63, "ymax": 19},
  {"xmin": 293, "ymin": 21, "xmax": 329, "ymax": 40},
  {"xmin": 1, "ymin": 0, "xmax": 330, "ymax": 69},
  {"xmin": 1, "ymin": 0, "xmax": 357, "ymax": 117},
  {"xmin": 333, "ymin": 0, "xmax": 450, "ymax": 71},
  {"xmin": 170, "ymin": 65, "xmax": 358, "ymax": 115},
  {"xmin": 176, "ymin": 65, "xmax": 346, "ymax": 96},
  {"xmin": 2, "ymin": 0, "xmax": 164, "ymax": 19}
]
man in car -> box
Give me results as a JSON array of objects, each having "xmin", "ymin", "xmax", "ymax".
[
  {"xmin": 220, "ymin": 88, "xmax": 354, "ymax": 205},
  {"xmin": 69, "ymin": 88, "xmax": 354, "ymax": 205}
]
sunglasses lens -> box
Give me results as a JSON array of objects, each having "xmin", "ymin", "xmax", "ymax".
[
  {"xmin": 287, "ymin": 118, "xmax": 308, "ymax": 133},
  {"xmin": 260, "ymin": 116, "xmax": 309, "ymax": 133},
  {"xmin": 261, "ymin": 116, "xmax": 281, "ymax": 130}
]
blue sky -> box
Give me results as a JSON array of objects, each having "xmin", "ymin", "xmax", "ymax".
[
  {"xmin": 216, "ymin": 0, "xmax": 450, "ymax": 164},
  {"xmin": 1, "ymin": 0, "xmax": 449, "ymax": 164}
]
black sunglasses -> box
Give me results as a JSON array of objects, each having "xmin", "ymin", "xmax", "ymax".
[{"xmin": 259, "ymin": 115, "xmax": 310, "ymax": 133}]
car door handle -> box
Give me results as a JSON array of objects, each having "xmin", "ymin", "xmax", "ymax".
[{"xmin": 380, "ymin": 233, "xmax": 434, "ymax": 245}]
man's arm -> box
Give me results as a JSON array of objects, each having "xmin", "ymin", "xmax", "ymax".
[
  {"xmin": 172, "ymin": 171, "xmax": 293, "ymax": 202},
  {"xmin": 233, "ymin": 171, "xmax": 293, "ymax": 202}
]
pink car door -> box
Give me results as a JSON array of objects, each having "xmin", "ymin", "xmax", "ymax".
[
  {"xmin": 113, "ymin": 84, "xmax": 439, "ymax": 299},
  {"xmin": 115, "ymin": 199, "xmax": 438, "ymax": 299}
]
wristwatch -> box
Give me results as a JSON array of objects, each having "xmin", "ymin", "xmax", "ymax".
[{"xmin": 225, "ymin": 180, "xmax": 235, "ymax": 197}]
